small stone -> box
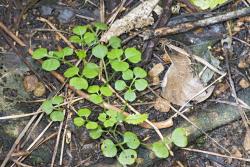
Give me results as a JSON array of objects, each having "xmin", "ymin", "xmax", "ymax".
[
  {"xmin": 23, "ymin": 75, "xmax": 38, "ymax": 92},
  {"xmin": 239, "ymin": 78, "xmax": 250, "ymax": 89},
  {"xmin": 33, "ymin": 82, "xmax": 46, "ymax": 97}
]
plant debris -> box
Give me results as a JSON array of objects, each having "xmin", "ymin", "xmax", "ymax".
[{"xmin": 148, "ymin": 63, "xmax": 164, "ymax": 85}]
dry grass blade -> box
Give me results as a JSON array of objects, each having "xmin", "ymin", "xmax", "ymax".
[{"xmin": 0, "ymin": 110, "xmax": 42, "ymax": 120}]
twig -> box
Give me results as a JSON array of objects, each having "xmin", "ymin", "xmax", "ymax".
[
  {"xmin": 99, "ymin": 0, "xmax": 105, "ymax": 22},
  {"xmin": 11, "ymin": 159, "xmax": 33, "ymax": 167},
  {"xmin": 0, "ymin": 110, "xmax": 42, "ymax": 120},
  {"xmin": 154, "ymin": 7, "xmax": 250, "ymax": 37},
  {"xmin": 0, "ymin": 115, "xmax": 38, "ymax": 167},
  {"xmin": 181, "ymin": 147, "xmax": 250, "ymax": 162}
]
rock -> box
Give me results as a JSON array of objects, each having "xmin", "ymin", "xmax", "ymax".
[
  {"xmin": 33, "ymin": 82, "xmax": 46, "ymax": 97},
  {"xmin": 23, "ymin": 75, "xmax": 38, "ymax": 92}
]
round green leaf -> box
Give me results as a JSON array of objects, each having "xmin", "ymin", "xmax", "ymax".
[
  {"xmin": 108, "ymin": 36, "xmax": 121, "ymax": 49},
  {"xmin": 98, "ymin": 113, "xmax": 107, "ymax": 122},
  {"xmin": 64, "ymin": 66, "xmax": 79, "ymax": 78},
  {"xmin": 42, "ymin": 59, "xmax": 60, "ymax": 71},
  {"xmin": 76, "ymin": 50, "xmax": 87, "ymax": 59},
  {"xmin": 125, "ymin": 113, "xmax": 148, "ymax": 125},
  {"xmin": 123, "ymin": 132, "xmax": 140, "ymax": 149},
  {"xmin": 89, "ymin": 126, "xmax": 103, "ymax": 139},
  {"xmin": 53, "ymin": 51, "xmax": 64, "ymax": 58},
  {"xmin": 41, "ymin": 100, "xmax": 53, "ymax": 114},
  {"xmin": 106, "ymin": 110, "xmax": 124, "ymax": 122},
  {"xmin": 133, "ymin": 67, "xmax": 147, "ymax": 78},
  {"xmin": 82, "ymin": 63, "xmax": 100, "ymax": 79},
  {"xmin": 69, "ymin": 35, "xmax": 81, "ymax": 43},
  {"xmin": 104, "ymin": 118, "xmax": 116, "ymax": 128},
  {"xmin": 87, "ymin": 85, "xmax": 100, "ymax": 93},
  {"xmin": 101, "ymin": 139, "xmax": 117, "ymax": 158},
  {"xmin": 51, "ymin": 96, "xmax": 64, "ymax": 105},
  {"xmin": 62, "ymin": 47, "xmax": 73, "ymax": 56},
  {"xmin": 115, "ymin": 80, "xmax": 127, "ymax": 91},
  {"xmin": 94, "ymin": 22, "xmax": 108, "ymax": 30},
  {"xmin": 73, "ymin": 25, "xmax": 87, "ymax": 36},
  {"xmin": 111, "ymin": 60, "xmax": 129, "ymax": 72},
  {"xmin": 125, "ymin": 48, "xmax": 141, "ymax": 63},
  {"xmin": 84, "ymin": 32, "xmax": 96, "ymax": 45},
  {"xmin": 89, "ymin": 94, "xmax": 103, "ymax": 104},
  {"xmin": 73, "ymin": 117, "xmax": 85, "ymax": 127},
  {"xmin": 69, "ymin": 77, "xmax": 88, "ymax": 90},
  {"xmin": 92, "ymin": 44, "xmax": 108, "ymax": 59},
  {"xmin": 100, "ymin": 86, "xmax": 112, "ymax": 97},
  {"xmin": 107, "ymin": 49, "xmax": 123, "ymax": 60},
  {"xmin": 86, "ymin": 121, "xmax": 98, "ymax": 129},
  {"xmin": 77, "ymin": 108, "xmax": 91, "ymax": 118},
  {"xmin": 32, "ymin": 48, "xmax": 48, "ymax": 59},
  {"xmin": 118, "ymin": 149, "xmax": 137, "ymax": 165},
  {"xmin": 50, "ymin": 111, "xmax": 64, "ymax": 122},
  {"xmin": 134, "ymin": 79, "xmax": 148, "ymax": 91},
  {"xmin": 122, "ymin": 69, "xmax": 133, "ymax": 80},
  {"xmin": 171, "ymin": 128, "xmax": 188, "ymax": 147},
  {"xmin": 124, "ymin": 89, "xmax": 136, "ymax": 102},
  {"xmin": 152, "ymin": 141, "xmax": 169, "ymax": 158}
]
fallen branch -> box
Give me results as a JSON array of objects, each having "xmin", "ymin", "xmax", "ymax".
[{"xmin": 154, "ymin": 7, "xmax": 250, "ymax": 37}]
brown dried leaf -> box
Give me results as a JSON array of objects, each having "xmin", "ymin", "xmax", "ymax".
[
  {"xmin": 100, "ymin": 0, "xmax": 159, "ymax": 42},
  {"xmin": 23, "ymin": 75, "xmax": 38, "ymax": 92},
  {"xmin": 161, "ymin": 53, "xmax": 213, "ymax": 106},
  {"xmin": 149, "ymin": 63, "xmax": 164, "ymax": 85},
  {"xmin": 154, "ymin": 97, "xmax": 170, "ymax": 112},
  {"xmin": 243, "ymin": 129, "xmax": 250, "ymax": 152},
  {"xmin": 239, "ymin": 78, "xmax": 250, "ymax": 89}
]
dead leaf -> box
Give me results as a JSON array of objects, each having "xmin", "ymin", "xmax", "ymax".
[
  {"xmin": 23, "ymin": 75, "xmax": 38, "ymax": 92},
  {"xmin": 154, "ymin": 97, "xmax": 170, "ymax": 112},
  {"xmin": 161, "ymin": 53, "xmax": 213, "ymax": 106},
  {"xmin": 239, "ymin": 78, "xmax": 250, "ymax": 89},
  {"xmin": 33, "ymin": 82, "xmax": 46, "ymax": 97},
  {"xmin": 149, "ymin": 63, "xmax": 164, "ymax": 85},
  {"xmin": 243, "ymin": 129, "xmax": 250, "ymax": 152},
  {"xmin": 214, "ymin": 82, "xmax": 230, "ymax": 96},
  {"xmin": 100, "ymin": 0, "xmax": 159, "ymax": 42}
]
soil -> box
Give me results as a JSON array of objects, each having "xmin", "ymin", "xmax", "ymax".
[{"xmin": 0, "ymin": 0, "xmax": 250, "ymax": 167}]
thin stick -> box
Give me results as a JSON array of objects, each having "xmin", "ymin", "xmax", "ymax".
[
  {"xmin": 0, "ymin": 111, "xmax": 42, "ymax": 120},
  {"xmin": 0, "ymin": 115, "xmax": 37, "ymax": 167},
  {"xmin": 155, "ymin": 7, "xmax": 250, "ymax": 36},
  {"xmin": 11, "ymin": 159, "xmax": 33, "ymax": 167},
  {"xmin": 181, "ymin": 147, "xmax": 250, "ymax": 162},
  {"xmin": 59, "ymin": 113, "xmax": 70, "ymax": 165}
]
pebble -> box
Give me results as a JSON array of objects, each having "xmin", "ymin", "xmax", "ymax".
[
  {"xmin": 33, "ymin": 82, "xmax": 46, "ymax": 97},
  {"xmin": 23, "ymin": 75, "xmax": 38, "ymax": 92}
]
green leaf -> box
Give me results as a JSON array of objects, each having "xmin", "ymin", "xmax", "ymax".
[
  {"xmin": 98, "ymin": 113, "xmax": 107, "ymax": 122},
  {"xmin": 100, "ymin": 86, "xmax": 112, "ymax": 97},
  {"xmin": 42, "ymin": 59, "xmax": 60, "ymax": 71},
  {"xmin": 77, "ymin": 108, "xmax": 91, "ymax": 118},
  {"xmin": 89, "ymin": 94, "xmax": 103, "ymax": 104},
  {"xmin": 92, "ymin": 44, "xmax": 108, "ymax": 59},
  {"xmin": 152, "ymin": 141, "xmax": 169, "ymax": 158},
  {"xmin": 123, "ymin": 131, "xmax": 140, "ymax": 149},
  {"xmin": 115, "ymin": 80, "xmax": 127, "ymax": 91},
  {"xmin": 69, "ymin": 77, "xmax": 88, "ymax": 90},
  {"xmin": 171, "ymin": 128, "xmax": 188, "ymax": 147},
  {"xmin": 87, "ymin": 85, "xmax": 100, "ymax": 93},
  {"xmin": 69, "ymin": 35, "xmax": 81, "ymax": 43},
  {"xmin": 118, "ymin": 149, "xmax": 137, "ymax": 165},
  {"xmin": 125, "ymin": 48, "xmax": 141, "ymax": 63},
  {"xmin": 134, "ymin": 79, "xmax": 148, "ymax": 91},
  {"xmin": 86, "ymin": 121, "xmax": 98, "ymax": 129},
  {"xmin": 73, "ymin": 25, "xmax": 87, "ymax": 36},
  {"xmin": 32, "ymin": 48, "xmax": 47, "ymax": 59},
  {"xmin": 101, "ymin": 139, "xmax": 117, "ymax": 158},
  {"xmin": 62, "ymin": 47, "xmax": 73, "ymax": 57},
  {"xmin": 133, "ymin": 67, "xmax": 147, "ymax": 78},
  {"xmin": 107, "ymin": 49, "xmax": 123, "ymax": 60},
  {"xmin": 122, "ymin": 69, "xmax": 133, "ymax": 80},
  {"xmin": 41, "ymin": 100, "xmax": 53, "ymax": 114},
  {"xmin": 109, "ymin": 36, "xmax": 121, "ymax": 49},
  {"xmin": 82, "ymin": 63, "xmax": 100, "ymax": 79},
  {"xmin": 124, "ymin": 89, "xmax": 136, "ymax": 102},
  {"xmin": 53, "ymin": 51, "xmax": 64, "ymax": 58},
  {"xmin": 84, "ymin": 32, "xmax": 96, "ymax": 45},
  {"xmin": 64, "ymin": 66, "xmax": 79, "ymax": 78},
  {"xmin": 50, "ymin": 111, "xmax": 64, "ymax": 122},
  {"xmin": 94, "ymin": 22, "xmax": 108, "ymax": 30},
  {"xmin": 104, "ymin": 118, "xmax": 117, "ymax": 128},
  {"xmin": 190, "ymin": 0, "xmax": 227, "ymax": 10},
  {"xmin": 73, "ymin": 117, "xmax": 85, "ymax": 127},
  {"xmin": 89, "ymin": 126, "xmax": 103, "ymax": 139},
  {"xmin": 76, "ymin": 50, "xmax": 87, "ymax": 59},
  {"xmin": 125, "ymin": 113, "xmax": 148, "ymax": 125},
  {"xmin": 51, "ymin": 96, "xmax": 64, "ymax": 105},
  {"xmin": 111, "ymin": 60, "xmax": 129, "ymax": 72},
  {"xmin": 106, "ymin": 110, "xmax": 124, "ymax": 122}
]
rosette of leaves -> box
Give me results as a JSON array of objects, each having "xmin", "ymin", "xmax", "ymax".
[
  {"xmin": 87, "ymin": 85, "xmax": 113, "ymax": 104},
  {"xmin": 41, "ymin": 96, "xmax": 65, "ymax": 122}
]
